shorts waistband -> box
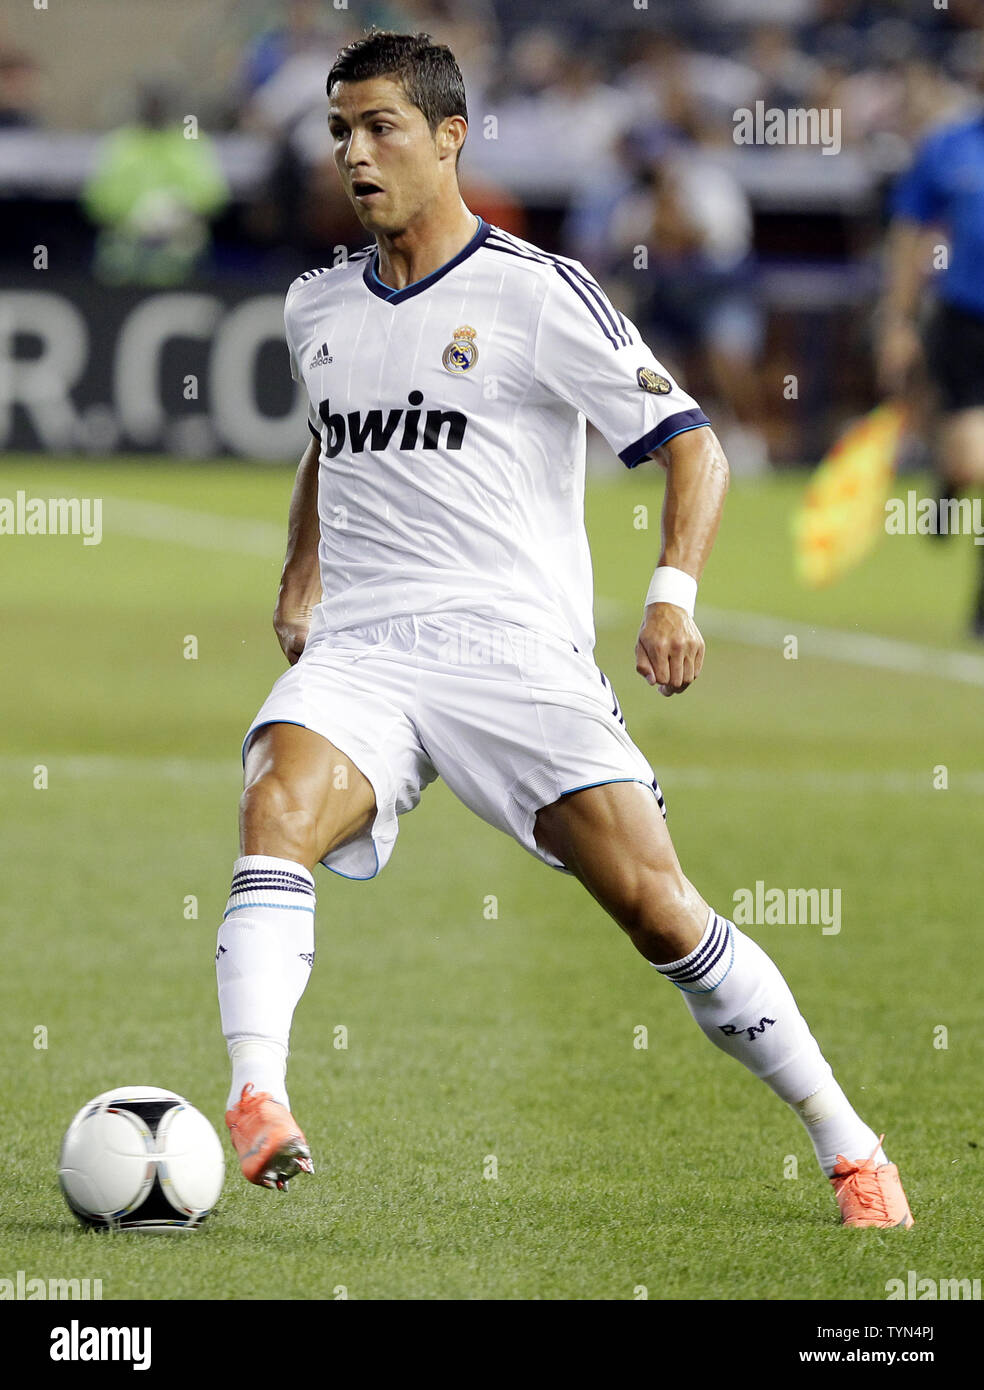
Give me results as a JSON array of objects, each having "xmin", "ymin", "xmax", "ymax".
[{"xmin": 327, "ymin": 614, "xmax": 422, "ymax": 661}]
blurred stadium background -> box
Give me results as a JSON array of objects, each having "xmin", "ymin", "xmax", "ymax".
[{"xmin": 4, "ymin": 0, "xmax": 984, "ymax": 469}]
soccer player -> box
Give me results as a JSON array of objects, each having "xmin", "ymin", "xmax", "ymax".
[{"xmin": 217, "ymin": 30, "xmax": 913, "ymax": 1229}]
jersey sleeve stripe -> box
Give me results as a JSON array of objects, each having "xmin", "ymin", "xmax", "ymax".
[
  {"xmin": 553, "ymin": 263, "xmax": 627, "ymax": 350},
  {"xmin": 308, "ymin": 419, "xmax": 321, "ymax": 442},
  {"xmin": 618, "ymin": 409, "xmax": 711, "ymax": 467},
  {"xmin": 485, "ymin": 230, "xmax": 620, "ymax": 305},
  {"xmin": 485, "ymin": 232, "xmax": 630, "ymax": 348},
  {"xmin": 294, "ymin": 246, "xmax": 374, "ymax": 286},
  {"xmin": 484, "ymin": 230, "xmax": 541, "ymax": 261},
  {"xmin": 555, "ymin": 260, "xmax": 631, "ymax": 348}
]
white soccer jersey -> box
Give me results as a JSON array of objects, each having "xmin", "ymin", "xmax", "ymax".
[{"xmin": 285, "ymin": 218, "xmax": 710, "ymax": 655}]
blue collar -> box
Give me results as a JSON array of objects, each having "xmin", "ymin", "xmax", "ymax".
[{"xmin": 363, "ymin": 217, "xmax": 491, "ymax": 304}]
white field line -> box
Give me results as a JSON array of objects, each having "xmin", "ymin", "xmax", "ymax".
[
  {"xmin": 698, "ymin": 604, "xmax": 984, "ymax": 689},
  {"xmin": 2, "ymin": 755, "xmax": 981, "ymax": 794},
  {"xmin": 595, "ymin": 595, "xmax": 984, "ymax": 688},
  {"xmin": 0, "ymin": 755, "xmax": 236, "ymax": 781},
  {"xmin": 656, "ymin": 766, "xmax": 984, "ymax": 794},
  {"xmin": 103, "ymin": 497, "xmax": 284, "ymax": 555},
  {"xmin": 99, "ymin": 498, "xmax": 984, "ymax": 687}
]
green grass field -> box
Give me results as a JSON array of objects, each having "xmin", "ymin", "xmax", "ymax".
[{"xmin": 1, "ymin": 457, "xmax": 982, "ymax": 1302}]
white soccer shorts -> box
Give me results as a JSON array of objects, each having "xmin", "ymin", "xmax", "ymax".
[{"xmin": 243, "ymin": 611, "xmax": 666, "ymax": 879}]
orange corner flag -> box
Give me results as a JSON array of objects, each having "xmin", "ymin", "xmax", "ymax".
[{"xmin": 793, "ymin": 401, "xmax": 908, "ymax": 588}]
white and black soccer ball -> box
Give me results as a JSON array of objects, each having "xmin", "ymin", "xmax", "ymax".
[{"xmin": 58, "ymin": 1086, "xmax": 224, "ymax": 1233}]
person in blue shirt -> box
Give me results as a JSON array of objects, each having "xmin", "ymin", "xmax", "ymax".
[{"xmin": 876, "ymin": 110, "xmax": 984, "ymax": 637}]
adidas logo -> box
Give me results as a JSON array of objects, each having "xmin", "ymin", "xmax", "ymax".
[{"xmin": 308, "ymin": 342, "xmax": 333, "ymax": 368}]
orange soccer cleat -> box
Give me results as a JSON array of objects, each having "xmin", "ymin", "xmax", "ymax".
[
  {"xmin": 224, "ymin": 1084, "xmax": 314, "ymax": 1191},
  {"xmin": 831, "ymin": 1136, "xmax": 914, "ymax": 1229}
]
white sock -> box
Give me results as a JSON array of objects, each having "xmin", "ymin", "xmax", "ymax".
[
  {"xmin": 653, "ymin": 909, "xmax": 887, "ymax": 1176},
  {"xmin": 788, "ymin": 1079, "xmax": 887, "ymax": 1176},
  {"xmin": 228, "ymin": 1039, "xmax": 289, "ymax": 1110},
  {"xmin": 216, "ymin": 855, "xmax": 316, "ymax": 1110}
]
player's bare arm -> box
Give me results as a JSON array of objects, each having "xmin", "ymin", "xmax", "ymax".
[
  {"xmin": 250, "ymin": 444, "xmax": 375, "ymax": 871},
  {"xmin": 875, "ymin": 218, "xmax": 934, "ymax": 395},
  {"xmin": 635, "ymin": 425, "xmax": 729, "ymax": 697},
  {"xmin": 273, "ymin": 437, "xmax": 322, "ymax": 665}
]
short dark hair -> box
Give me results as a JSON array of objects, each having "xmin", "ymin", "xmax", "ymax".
[{"xmin": 326, "ymin": 29, "xmax": 468, "ymax": 134}]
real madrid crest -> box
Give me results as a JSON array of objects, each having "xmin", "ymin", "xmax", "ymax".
[{"xmin": 442, "ymin": 325, "xmax": 479, "ymax": 374}]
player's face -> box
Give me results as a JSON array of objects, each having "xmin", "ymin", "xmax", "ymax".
[{"xmin": 328, "ymin": 77, "xmax": 446, "ymax": 234}]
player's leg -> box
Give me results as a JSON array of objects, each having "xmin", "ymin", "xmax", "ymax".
[
  {"xmin": 924, "ymin": 298, "xmax": 984, "ymax": 633},
  {"xmin": 937, "ymin": 408, "xmax": 984, "ymax": 489},
  {"xmin": 534, "ymin": 781, "xmax": 914, "ymax": 1227},
  {"xmin": 937, "ymin": 407, "xmax": 984, "ymax": 635},
  {"xmin": 240, "ymin": 720, "xmax": 377, "ymax": 865},
  {"xmin": 217, "ymin": 722, "xmax": 376, "ymax": 1189}
]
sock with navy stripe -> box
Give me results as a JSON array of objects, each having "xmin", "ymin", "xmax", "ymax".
[
  {"xmin": 653, "ymin": 908, "xmax": 886, "ymax": 1175},
  {"xmin": 216, "ymin": 854, "xmax": 316, "ymax": 1110}
]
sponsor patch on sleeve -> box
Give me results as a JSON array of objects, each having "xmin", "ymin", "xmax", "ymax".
[{"xmin": 637, "ymin": 367, "xmax": 672, "ymax": 394}]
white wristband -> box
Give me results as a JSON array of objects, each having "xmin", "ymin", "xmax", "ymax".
[{"xmin": 645, "ymin": 566, "xmax": 697, "ymax": 617}]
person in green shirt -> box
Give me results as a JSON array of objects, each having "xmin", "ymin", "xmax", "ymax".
[{"xmin": 83, "ymin": 85, "xmax": 229, "ymax": 286}]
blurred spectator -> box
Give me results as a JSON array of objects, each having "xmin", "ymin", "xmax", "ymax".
[
  {"xmin": 617, "ymin": 34, "xmax": 759, "ymax": 137},
  {"xmin": 240, "ymin": 0, "xmax": 336, "ymax": 98},
  {"xmin": 742, "ymin": 23, "xmax": 821, "ymax": 109},
  {"xmin": 814, "ymin": 20, "xmax": 975, "ymax": 152},
  {"xmin": 479, "ymin": 30, "xmax": 635, "ymax": 194},
  {"xmin": 238, "ymin": 4, "xmax": 356, "ymax": 257},
  {"xmin": 0, "ymin": 49, "xmax": 41, "ymax": 129},
  {"xmin": 241, "ymin": 19, "xmax": 345, "ymax": 164},
  {"xmin": 699, "ymin": 0, "xmax": 818, "ymax": 20},
  {"xmin": 573, "ymin": 124, "xmax": 769, "ymax": 473},
  {"xmin": 82, "ymin": 83, "xmax": 229, "ymax": 285}
]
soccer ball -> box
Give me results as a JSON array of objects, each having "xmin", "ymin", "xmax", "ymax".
[{"xmin": 58, "ymin": 1086, "xmax": 224, "ymax": 1233}]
